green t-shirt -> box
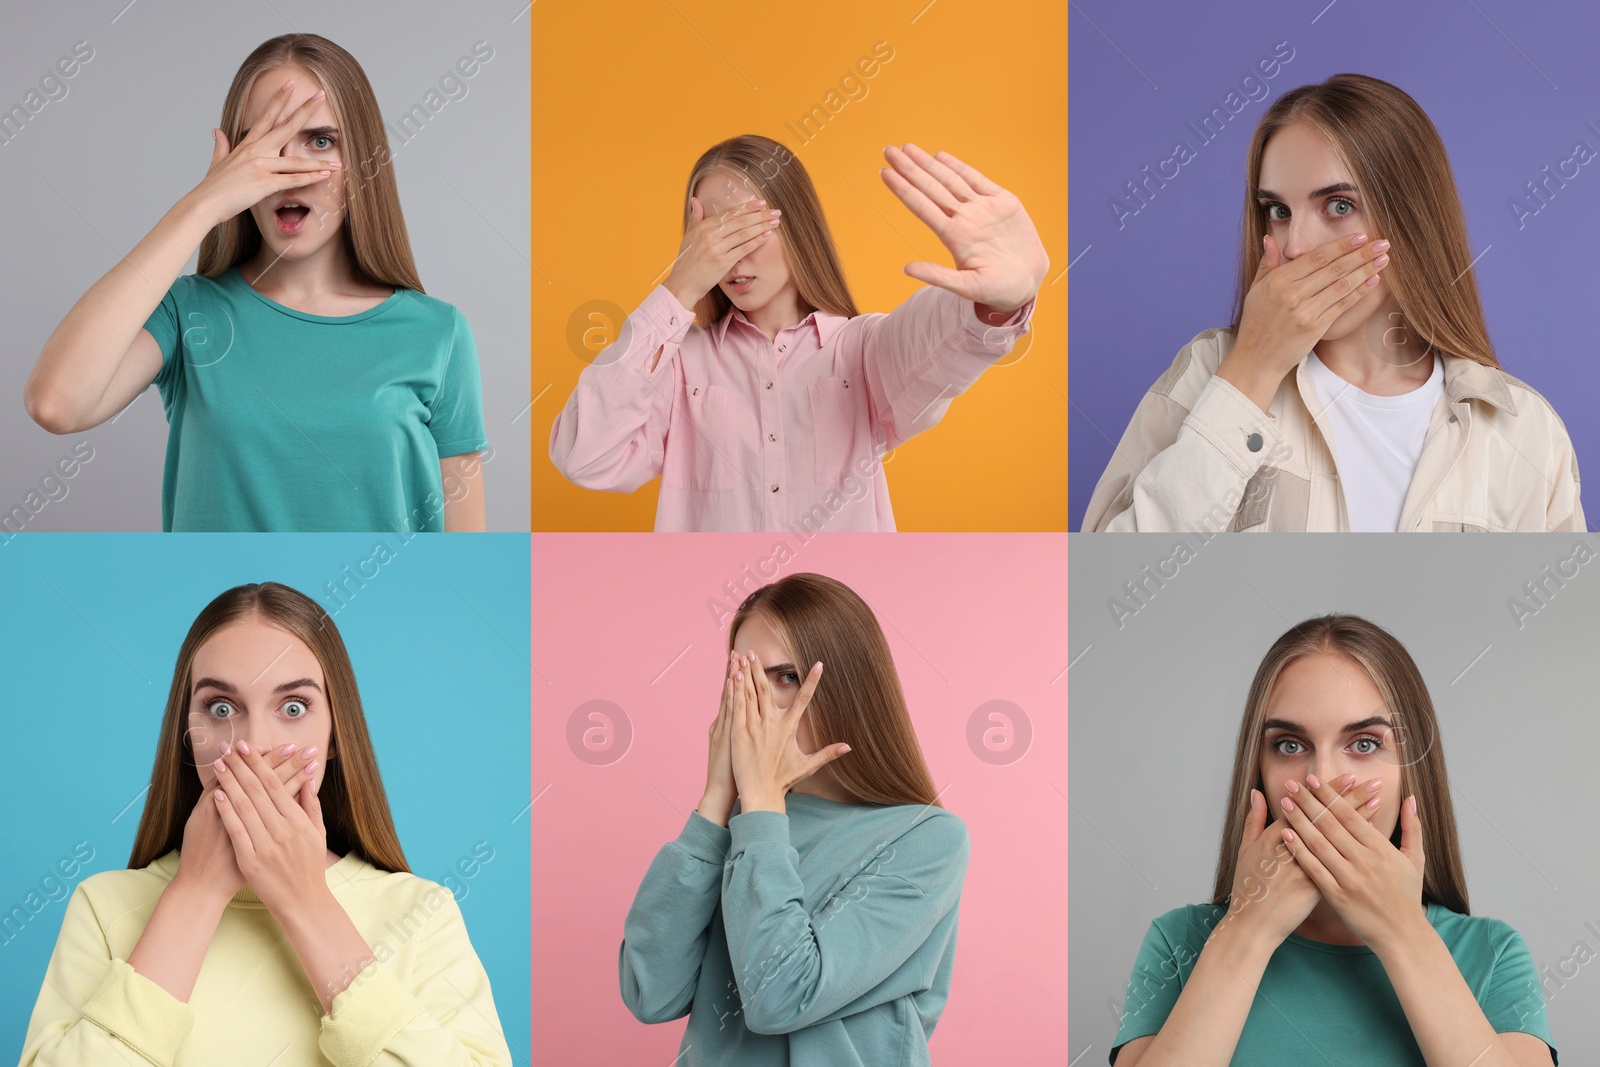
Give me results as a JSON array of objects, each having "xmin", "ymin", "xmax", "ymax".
[
  {"xmin": 619, "ymin": 794, "xmax": 969, "ymax": 1066},
  {"xmin": 142, "ymin": 267, "xmax": 488, "ymax": 531},
  {"xmin": 1111, "ymin": 902, "xmax": 1557, "ymax": 1065}
]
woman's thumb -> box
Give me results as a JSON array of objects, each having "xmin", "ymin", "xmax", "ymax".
[
  {"xmin": 211, "ymin": 128, "xmax": 229, "ymax": 161},
  {"xmin": 1242, "ymin": 788, "xmax": 1266, "ymax": 844},
  {"xmin": 1257, "ymin": 233, "xmax": 1281, "ymax": 274}
]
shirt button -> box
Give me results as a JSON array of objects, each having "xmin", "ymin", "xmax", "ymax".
[
  {"xmin": 765, "ymin": 381, "xmax": 773, "ymax": 390},
  {"xmin": 779, "ymin": 344, "xmax": 787, "ymax": 352},
  {"xmin": 1246, "ymin": 432, "xmax": 1263, "ymax": 453},
  {"xmin": 692, "ymin": 387, "xmax": 699, "ymax": 395},
  {"xmin": 669, "ymin": 316, "xmax": 678, "ymax": 326},
  {"xmin": 770, "ymin": 484, "xmax": 779, "ymax": 493},
  {"xmin": 768, "ymin": 433, "xmax": 777, "ymax": 442}
]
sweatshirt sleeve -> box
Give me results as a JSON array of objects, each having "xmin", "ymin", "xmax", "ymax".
[
  {"xmin": 718, "ymin": 808, "xmax": 970, "ymax": 1035},
  {"xmin": 548, "ymin": 285, "xmax": 695, "ymax": 492},
  {"xmin": 317, "ymin": 889, "xmax": 513, "ymax": 1067},
  {"xmin": 1082, "ymin": 332, "xmax": 1285, "ymax": 532},
  {"xmin": 19, "ymin": 884, "xmax": 196, "ymax": 1067},
  {"xmin": 617, "ymin": 810, "xmax": 731, "ymax": 1024},
  {"xmin": 854, "ymin": 285, "xmax": 1034, "ymax": 450}
]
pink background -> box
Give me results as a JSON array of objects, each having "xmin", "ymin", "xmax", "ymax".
[{"xmin": 531, "ymin": 533, "xmax": 1068, "ymax": 1062}]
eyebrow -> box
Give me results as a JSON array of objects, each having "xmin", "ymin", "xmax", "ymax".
[
  {"xmin": 239, "ymin": 125, "xmax": 340, "ymax": 140},
  {"xmin": 1255, "ymin": 181, "xmax": 1358, "ymax": 201},
  {"xmin": 192, "ymin": 676, "xmax": 323, "ymax": 697},
  {"xmin": 763, "ymin": 663, "xmax": 799, "ymax": 676},
  {"xmin": 1262, "ymin": 715, "xmax": 1392, "ymax": 735}
]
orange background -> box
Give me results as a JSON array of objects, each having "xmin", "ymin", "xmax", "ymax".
[{"xmin": 530, "ymin": 0, "xmax": 1067, "ymax": 531}]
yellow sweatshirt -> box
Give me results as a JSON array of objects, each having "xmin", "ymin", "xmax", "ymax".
[{"xmin": 19, "ymin": 850, "xmax": 513, "ymax": 1066}]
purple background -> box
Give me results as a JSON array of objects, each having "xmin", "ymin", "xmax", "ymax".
[{"xmin": 1070, "ymin": 0, "xmax": 1600, "ymax": 529}]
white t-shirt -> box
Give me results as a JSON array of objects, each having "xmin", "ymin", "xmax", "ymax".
[{"xmin": 1305, "ymin": 352, "xmax": 1444, "ymax": 532}]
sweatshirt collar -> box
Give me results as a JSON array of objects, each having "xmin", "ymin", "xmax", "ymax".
[{"xmin": 152, "ymin": 848, "xmax": 368, "ymax": 907}]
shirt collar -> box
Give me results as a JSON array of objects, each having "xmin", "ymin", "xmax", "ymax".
[
  {"xmin": 714, "ymin": 305, "xmax": 850, "ymax": 349},
  {"xmin": 1441, "ymin": 354, "xmax": 1518, "ymax": 415}
]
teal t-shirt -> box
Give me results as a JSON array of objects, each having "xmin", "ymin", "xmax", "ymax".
[
  {"xmin": 142, "ymin": 267, "xmax": 488, "ymax": 531},
  {"xmin": 1111, "ymin": 902, "xmax": 1557, "ymax": 1065},
  {"xmin": 619, "ymin": 794, "xmax": 970, "ymax": 1066}
]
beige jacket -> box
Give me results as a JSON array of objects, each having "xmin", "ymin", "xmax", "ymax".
[{"xmin": 1083, "ymin": 327, "xmax": 1585, "ymax": 532}]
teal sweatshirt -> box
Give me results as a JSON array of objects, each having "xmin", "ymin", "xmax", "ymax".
[{"xmin": 619, "ymin": 793, "xmax": 969, "ymax": 1065}]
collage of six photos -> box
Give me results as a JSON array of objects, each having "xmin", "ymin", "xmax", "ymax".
[{"xmin": 3, "ymin": 1, "xmax": 1597, "ymax": 1065}]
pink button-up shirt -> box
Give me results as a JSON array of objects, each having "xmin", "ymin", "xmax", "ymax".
[{"xmin": 549, "ymin": 283, "xmax": 1035, "ymax": 531}]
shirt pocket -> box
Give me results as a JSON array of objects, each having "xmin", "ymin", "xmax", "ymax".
[
  {"xmin": 662, "ymin": 384, "xmax": 738, "ymax": 492},
  {"xmin": 807, "ymin": 376, "xmax": 865, "ymax": 486}
]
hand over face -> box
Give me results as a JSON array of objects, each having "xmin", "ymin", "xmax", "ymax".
[
  {"xmin": 1223, "ymin": 774, "xmax": 1387, "ymax": 946},
  {"xmin": 209, "ymin": 739, "xmax": 331, "ymax": 918},
  {"xmin": 728, "ymin": 650, "xmax": 850, "ymax": 813},
  {"xmin": 177, "ymin": 743, "xmax": 319, "ymax": 901},
  {"xmin": 1277, "ymin": 772, "xmax": 1425, "ymax": 951}
]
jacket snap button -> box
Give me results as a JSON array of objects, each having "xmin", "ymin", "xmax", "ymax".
[{"xmin": 1246, "ymin": 432, "xmax": 1263, "ymax": 453}]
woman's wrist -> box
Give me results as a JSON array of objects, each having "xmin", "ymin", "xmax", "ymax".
[
  {"xmin": 271, "ymin": 882, "xmax": 338, "ymax": 933},
  {"xmin": 1215, "ymin": 348, "xmax": 1286, "ymax": 415},
  {"xmin": 171, "ymin": 189, "xmax": 226, "ymax": 237},
  {"xmin": 1365, "ymin": 903, "xmax": 1435, "ymax": 963},
  {"xmin": 1206, "ymin": 907, "xmax": 1280, "ymax": 971},
  {"xmin": 663, "ymin": 278, "xmax": 702, "ymax": 315},
  {"xmin": 736, "ymin": 789, "xmax": 786, "ymax": 814},
  {"xmin": 696, "ymin": 790, "xmax": 735, "ymax": 826},
  {"xmin": 168, "ymin": 868, "xmax": 236, "ymax": 914},
  {"xmin": 974, "ymin": 301, "xmax": 1020, "ymax": 324}
]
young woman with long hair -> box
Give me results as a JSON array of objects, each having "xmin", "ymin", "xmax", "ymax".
[
  {"xmin": 550, "ymin": 134, "xmax": 1049, "ymax": 532},
  {"xmin": 19, "ymin": 582, "xmax": 511, "ymax": 1066},
  {"xmin": 1110, "ymin": 615, "xmax": 1555, "ymax": 1065},
  {"xmin": 24, "ymin": 34, "xmax": 489, "ymax": 532},
  {"xmin": 619, "ymin": 572, "xmax": 970, "ymax": 1064},
  {"xmin": 1084, "ymin": 74, "xmax": 1582, "ymax": 533}
]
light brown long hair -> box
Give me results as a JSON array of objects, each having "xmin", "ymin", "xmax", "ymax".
[
  {"xmin": 682, "ymin": 135, "xmax": 858, "ymax": 327},
  {"xmin": 728, "ymin": 573, "xmax": 941, "ymax": 808},
  {"xmin": 1210, "ymin": 614, "xmax": 1467, "ymax": 913},
  {"xmin": 128, "ymin": 582, "xmax": 409, "ymax": 873},
  {"xmin": 198, "ymin": 33, "xmax": 424, "ymax": 292},
  {"xmin": 1232, "ymin": 73, "xmax": 1498, "ymax": 368}
]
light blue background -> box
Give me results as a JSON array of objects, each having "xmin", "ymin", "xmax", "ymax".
[{"xmin": 0, "ymin": 533, "xmax": 531, "ymax": 1061}]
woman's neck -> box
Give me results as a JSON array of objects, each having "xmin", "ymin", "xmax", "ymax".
[
  {"xmin": 241, "ymin": 236, "xmax": 372, "ymax": 304},
  {"xmin": 1312, "ymin": 300, "xmax": 1436, "ymax": 396},
  {"xmin": 741, "ymin": 289, "xmax": 807, "ymax": 342},
  {"xmin": 788, "ymin": 766, "xmax": 860, "ymax": 803},
  {"xmin": 1293, "ymin": 897, "xmax": 1367, "ymax": 945}
]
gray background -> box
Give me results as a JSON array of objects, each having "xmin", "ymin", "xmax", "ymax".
[
  {"xmin": 1069, "ymin": 534, "xmax": 1600, "ymax": 1063},
  {"xmin": 1, "ymin": 1, "xmax": 530, "ymax": 531}
]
